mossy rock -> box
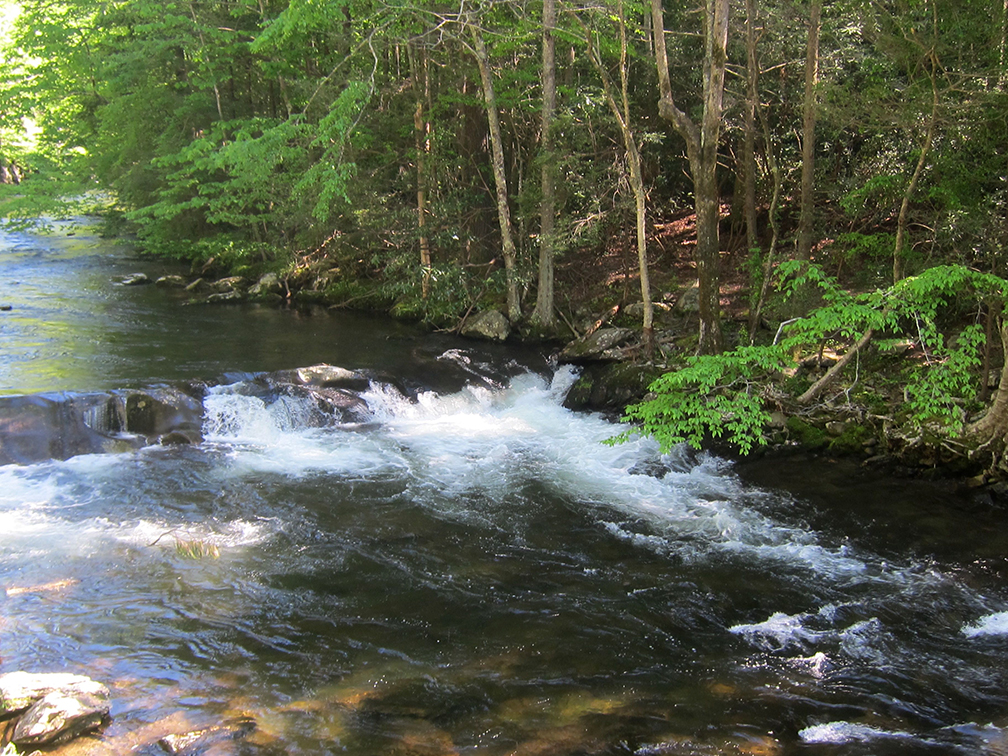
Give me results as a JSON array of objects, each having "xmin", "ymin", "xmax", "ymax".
[
  {"xmin": 828, "ymin": 422, "xmax": 872, "ymax": 455},
  {"xmin": 785, "ymin": 416, "xmax": 829, "ymax": 450},
  {"xmin": 563, "ymin": 362, "xmax": 662, "ymax": 414}
]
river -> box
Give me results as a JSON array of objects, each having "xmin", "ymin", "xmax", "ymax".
[{"xmin": 2, "ymin": 224, "xmax": 1008, "ymax": 755}]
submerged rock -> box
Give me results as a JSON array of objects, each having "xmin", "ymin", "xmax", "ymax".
[
  {"xmin": 157, "ymin": 718, "xmax": 255, "ymax": 755},
  {"xmin": 155, "ymin": 275, "xmax": 188, "ymax": 288},
  {"xmin": 118, "ymin": 273, "xmax": 150, "ymax": 286},
  {"xmin": 461, "ymin": 310, "xmax": 510, "ymax": 342}
]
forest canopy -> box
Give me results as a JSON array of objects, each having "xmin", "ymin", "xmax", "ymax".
[{"xmin": 5, "ymin": 0, "xmax": 1008, "ymax": 469}]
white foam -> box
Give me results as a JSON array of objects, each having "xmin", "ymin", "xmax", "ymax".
[
  {"xmin": 799, "ymin": 721, "xmax": 913, "ymax": 744},
  {"xmin": 963, "ymin": 611, "xmax": 1008, "ymax": 637},
  {"xmin": 730, "ymin": 611, "xmax": 826, "ymax": 649}
]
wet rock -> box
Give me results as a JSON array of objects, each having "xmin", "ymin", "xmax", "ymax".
[
  {"xmin": 205, "ymin": 290, "xmax": 244, "ymax": 304},
  {"xmin": 156, "ymin": 718, "xmax": 255, "ymax": 755},
  {"xmin": 562, "ymin": 362, "xmax": 662, "ymax": 414},
  {"xmin": 558, "ymin": 327, "xmax": 634, "ymax": 363},
  {"xmin": 119, "ymin": 273, "xmax": 150, "ymax": 286},
  {"xmin": 460, "ymin": 310, "xmax": 510, "ymax": 342},
  {"xmin": 0, "ymin": 672, "xmax": 107, "ymax": 716},
  {"xmin": 0, "ymin": 394, "xmax": 142, "ymax": 465},
  {"xmin": 123, "ymin": 389, "xmax": 204, "ymax": 442},
  {"xmin": 272, "ymin": 364, "xmax": 372, "ymax": 391},
  {"xmin": 155, "ymin": 275, "xmax": 188, "ymax": 288},
  {"xmin": 0, "ymin": 305, "xmax": 12, "ymax": 311},
  {"xmin": 11, "ymin": 688, "xmax": 109, "ymax": 747},
  {"xmin": 212, "ymin": 276, "xmax": 245, "ymax": 293}
]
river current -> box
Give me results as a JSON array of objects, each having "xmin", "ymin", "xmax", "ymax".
[{"xmin": 2, "ymin": 225, "xmax": 1008, "ymax": 755}]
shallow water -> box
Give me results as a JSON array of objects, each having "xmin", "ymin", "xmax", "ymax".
[{"xmin": 2, "ymin": 226, "xmax": 1008, "ymax": 755}]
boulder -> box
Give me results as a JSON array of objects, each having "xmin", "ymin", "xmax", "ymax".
[
  {"xmin": 118, "ymin": 273, "xmax": 149, "ymax": 286},
  {"xmin": 460, "ymin": 310, "xmax": 510, "ymax": 342},
  {"xmin": 11, "ymin": 688, "xmax": 109, "ymax": 747},
  {"xmin": 205, "ymin": 290, "xmax": 244, "ymax": 304},
  {"xmin": 271, "ymin": 364, "xmax": 372, "ymax": 391},
  {"xmin": 249, "ymin": 272, "xmax": 281, "ymax": 296},
  {"xmin": 0, "ymin": 672, "xmax": 107, "ymax": 716},
  {"xmin": 558, "ymin": 327, "xmax": 634, "ymax": 363}
]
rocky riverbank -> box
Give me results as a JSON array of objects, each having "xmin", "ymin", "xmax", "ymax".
[{"xmin": 112, "ymin": 267, "xmax": 1006, "ymax": 489}]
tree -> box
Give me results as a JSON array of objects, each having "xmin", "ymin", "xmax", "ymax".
[
  {"xmin": 651, "ymin": 0, "xmax": 729, "ymax": 354},
  {"xmin": 532, "ymin": 0, "xmax": 558, "ymax": 328},
  {"xmin": 581, "ymin": 0, "xmax": 654, "ymax": 352},
  {"xmin": 795, "ymin": 0, "xmax": 822, "ymax": 262},
  {"xmin": 469, "ymin": 20, "xmax": 522, "ymax": 323}
]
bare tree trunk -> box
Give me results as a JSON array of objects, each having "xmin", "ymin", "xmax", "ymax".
[
  {"xmin": 471, "ymin": 25, "xmax": 521, "ymax": 322},
  {"xmin": 742, "ymin": 0, "xmax": 759, "ymax": 260},
  {"xmin": 795, "ymin": 0, "xmax": 821, "ymax": 261},
  {"xmin": 652, "ymin": 0, "xmax": 728, "ymax": 354},
  {"xmin": 408, "ymin": 44, "xmax": 432, "ymax": 299},
  {"xmin": 533, "ymin": 0, "xmax": 558, "ymax": 328},
  {"xmin": 583, "ymin": 3, "xmax": 654, "ymax": 353},
  {"xmin": 748, "ymin": 86, "xmax": 783, "ymax": 342},
  {"xmin": 894, "ymin": 42, "xmax": 938, "ymax": 283}
]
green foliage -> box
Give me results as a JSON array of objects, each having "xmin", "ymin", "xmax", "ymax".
[
  {"xmin": 611, "ymin": 345, "xmax": 791, "ymax": 455},
  {"xmin": 618, "ymin": 263, "xmax": 1008, "ymax": 455}
]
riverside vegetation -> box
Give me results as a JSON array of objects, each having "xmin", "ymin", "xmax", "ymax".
[{"xmin": 3, "ymin": 0, "xmax": 1008, "ymax": 481}]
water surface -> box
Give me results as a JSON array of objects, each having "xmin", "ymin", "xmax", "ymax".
[{"xmin": 1, "ymin": 226, "xmax": 1008, "ymax": 755}]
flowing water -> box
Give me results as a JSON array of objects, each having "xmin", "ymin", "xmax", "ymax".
[{"xmin": 2, "ymin": 225, "xmax": 1008, "ymax": 755}]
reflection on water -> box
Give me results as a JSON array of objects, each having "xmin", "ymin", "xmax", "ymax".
[
  {"xmin": 0, "ymin": 222, "xmax": 542, "ymax": 395},
  {"xmin": 2, "ymin": 228, "xmax": 1008, "ymax": 755}
]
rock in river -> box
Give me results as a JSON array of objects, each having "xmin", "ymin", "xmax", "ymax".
[
  {"xmin": 11, "ymin": 688, "xmax": 109, "ymax": 747},
  {"xmin": 0, "ymin": 672, "xmax": 107, "ymax": 716},
  {"xmin": 461, "ymin": 310, "xmax": 510, "ymax": 342}
]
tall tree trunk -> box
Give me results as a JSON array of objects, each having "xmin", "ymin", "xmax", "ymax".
[
  {"xmin": 583, "ymin": 2, "xmax": 654, "ymax": 353},
  {"xmin": 652, "ymin": 0, "xmax": 728, "ymax": 354},
  {"xmin": 408, "ymin": 43, "xmax": 432, "ymax": 299},
  {"xmin": 533, "ymin": 0, "xmax": 558, "ymax": 328},
  {"xmin": 894, "ymin": 42, "xmax": 939, "ymax": 283},
  {"xmin": 471, "ymin": 26, "xmax": 521, "ymax": 322},
  {"xmin": 742, "ymin": 0, "xmax": 759, "ymax": 260},
  {"xmin": 796, "ymin": 0, "xmax": 821, "ymax": 261}
]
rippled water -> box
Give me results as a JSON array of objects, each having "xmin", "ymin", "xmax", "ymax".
[{"xmin": 2, "ymin": 227, "xmax": 1008, "ymax": 755}]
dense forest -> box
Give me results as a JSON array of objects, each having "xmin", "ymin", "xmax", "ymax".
[{"xmin": 5, "ymin": 0, "xmax": 1008, "ymax": 474}]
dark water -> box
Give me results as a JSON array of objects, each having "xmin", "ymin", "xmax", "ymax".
[{"xmin": 2, "ymin": 225, "xmax": 1008, "ymax": 755}]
